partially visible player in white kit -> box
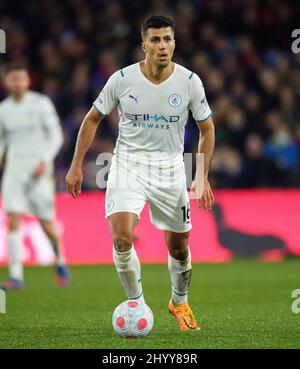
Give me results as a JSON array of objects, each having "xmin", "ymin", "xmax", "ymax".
[
  {"xmin": 66, "ymin": 15, "xmax": 215, "ymax": 330},
  {"xmin": 0, "ymin": 62, "xmax": 70, "ymax": 291}
]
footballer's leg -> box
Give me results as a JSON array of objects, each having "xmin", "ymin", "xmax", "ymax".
[
  {"xmin": 0, "ymin": 212, "xmax": 24, "ymax": 291},
  {"xmin": 165, "ymin": 230, "xmax": 200, "ymax": 331},
  {"xmin": 109, "ymin": 212, "xmax": 145, "ymax": 303},
  {"xmin": 40, "ymin": 219, "xmax": 70, "ymax": 288}
]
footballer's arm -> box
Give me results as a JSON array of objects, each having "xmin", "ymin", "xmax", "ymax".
[
  {"xmin": 190, "ymin": 115, "xmax": 215, "ymax": 210},
  {"xmin": 66, "ymin": 107, "xmax": 104, "ymax": 198}
]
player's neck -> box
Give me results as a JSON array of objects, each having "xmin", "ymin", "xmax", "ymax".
[
  {"xmin": 11, "ymin": 91, "xmax": 27, "ymax": 102},
  {"xmin": 141, "ymin": 60, "xmax": 174, "ymax": 84}
]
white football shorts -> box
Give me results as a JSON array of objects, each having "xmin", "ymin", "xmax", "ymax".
[
  {"xmin": 1, "ymin": 169, "xmax": 55, "ymax": 221},
  {"xmin": 105, "ymin": 156, "xmax": 192, "ymax": 233}
]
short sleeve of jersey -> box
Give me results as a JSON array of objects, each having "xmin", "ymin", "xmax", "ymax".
[
  {"xmin": 93, "ymin": 71, "xmax": 120, "ymax": 116},
  {"xmin": 189, "ymin": 73, "xmax": 212, "ymax": 122}
]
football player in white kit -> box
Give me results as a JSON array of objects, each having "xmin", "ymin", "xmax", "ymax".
[
  {"xmin": 0, "ymin": 63, "xmax": 70, "ymax": 290},
  {"xmin": 66, "ymin": 15, "xmax": 215, "ymax": 330}
]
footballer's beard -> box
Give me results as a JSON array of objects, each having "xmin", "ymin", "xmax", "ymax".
[
  {"xmin": 158, "ymin": 60, "xmax": 170, "ymax": 68},
  {"xmin": 156, "ymin": 56, "xmax": 171, "ymax": 68},
  {"xmin": 157, "ymin": 51, "xmax": 174, "ymax": 68}
]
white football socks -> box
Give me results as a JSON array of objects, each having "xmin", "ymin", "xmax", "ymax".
[
  {"xmin": 8, "ymin": 229, "xmax": 24, "ymax": 281},
  {"xmin": 113, "ymin": 245, "xmax": 145, "ymax": 303},
  {"xmin": 168, "ymin": 247, "xmax": 192, "ymax": 305}
]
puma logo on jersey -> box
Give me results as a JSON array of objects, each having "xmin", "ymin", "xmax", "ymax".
[{"xmin": 129, "ymin": 94, "xmax": 139, "ymax": 103}]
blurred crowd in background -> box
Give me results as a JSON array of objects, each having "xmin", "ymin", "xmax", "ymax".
[{"xmin": 1, "ymin": 0, "xmax": 300, "ymax": 191}]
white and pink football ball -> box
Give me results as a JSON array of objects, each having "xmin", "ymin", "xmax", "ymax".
[{"xmin": 112, "ymin": 300, "xmax": 154, "ymax": 338}]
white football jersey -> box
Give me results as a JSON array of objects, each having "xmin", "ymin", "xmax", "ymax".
[
  {"xmin": 0, "ymin": 91, "xmax": 63, "ymax": 174},
  {"xmin": 93, "ymin": 62, "xmax": 211, "ymax": 165}
]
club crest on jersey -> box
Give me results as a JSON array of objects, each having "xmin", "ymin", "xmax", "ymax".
[
  {"xmin": 168, "ymin": 94, "xmax": 182, "ymax": 107},
  {"xmin": 106, "ymin": 199, "xmax": 115, "ymax": 212}
]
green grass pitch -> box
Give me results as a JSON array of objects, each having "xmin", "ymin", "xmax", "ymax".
[{"xmin": 0, "ymin": 259, "xmax": 299, "ymax": 349}]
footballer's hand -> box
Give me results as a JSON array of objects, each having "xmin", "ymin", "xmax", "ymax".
[
  {"xmin": 65, "ymin": 166, "xmax": 83, "ymax": 198},
  {"xmin": 190, "ymin": 178, "xmax": 214, "ymax": 210},
  {"xmin": 33, "ymin": 161, "xmax": 47, "ymax": 178}
]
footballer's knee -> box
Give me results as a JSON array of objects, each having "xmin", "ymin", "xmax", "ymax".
[
  {"xmin": 7, "ymin": 213, "xmax": 22, "ymax": 232},
  {"xmin": 170, "ymin": 248, "xmax": 189, "ymax": 261},
  {"xmin": 165, "ymin": 231, "xmax": 189, "ymax": 261},
  {"xmin": 109, "ymin": 212, "xmax": 137, "ymax": 252},
  {"xmin": 113, "ymin": 236, "xmax": 133, "ymax": 253}
]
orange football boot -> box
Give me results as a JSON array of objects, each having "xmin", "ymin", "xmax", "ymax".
[{"xmin": 168, "ymin": 299, "xmax": 201, "ymax": 331}]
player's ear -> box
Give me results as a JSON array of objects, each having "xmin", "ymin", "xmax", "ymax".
[{"xmin": 141, "ymin": 41, "xmax": 146, "ymax": 53}]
